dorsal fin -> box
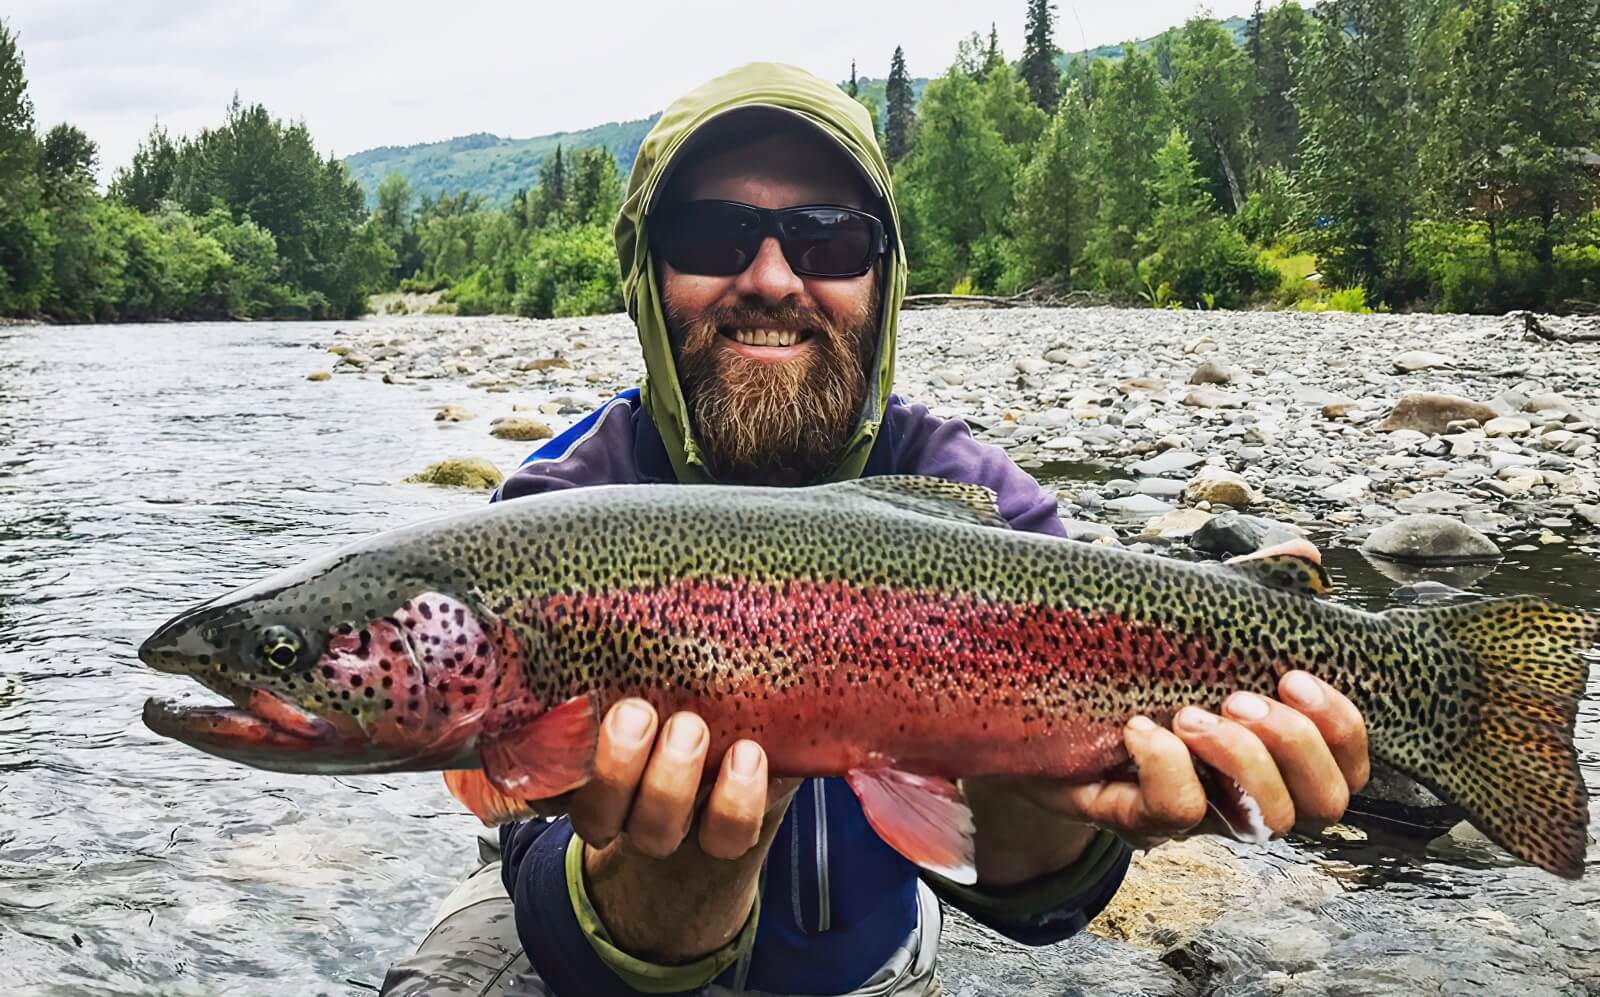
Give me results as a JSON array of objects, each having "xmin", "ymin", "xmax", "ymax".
[
  {"xmin": 1224, "ymin": 540, "xmax": 1332, "ymax": 596},
  {"xmin": 826, "ymin": 476, "xmax": 1011, "ymax": 529}
]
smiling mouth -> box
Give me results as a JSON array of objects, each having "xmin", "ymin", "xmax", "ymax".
[{"xmin": 720, "ymin": 327, "xmax": 815, "ymax": 350}]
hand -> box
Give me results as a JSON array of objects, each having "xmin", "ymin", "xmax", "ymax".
[
  {"xmin": 553, "ymin": 699, "xmax": 801, "ymax": 964},
  {"xmin": 988, "ymin": 671, "xmax": 1370, "ymax": 850},
  {"xmin": 559, "ymin": 698, "xmax": 801, "ymax": 859}
]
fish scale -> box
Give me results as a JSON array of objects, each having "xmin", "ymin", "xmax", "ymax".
[{"xmin": 141, "ymin": 476, "xmax": 1597, "ymax": 881}]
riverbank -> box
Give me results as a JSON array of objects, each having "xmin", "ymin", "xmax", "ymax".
[{"xmin": 326, "ymin": 306, "xmax": 1600, "ymax": 557}]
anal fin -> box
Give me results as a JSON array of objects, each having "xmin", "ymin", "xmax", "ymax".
[
  {"xmin": 444, "ymin": 770, "xmax": 541, "ymax": 826},
  {"xmin": 846, "ymin": 767, "xmax": 977, "ymax": 885},
  {"xmin": 481, "ymin": 694, "xmax": 600, "ymax": 800}
]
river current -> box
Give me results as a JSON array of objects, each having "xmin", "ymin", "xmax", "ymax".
[{"xmin": 1, "ymin": 320, "xmax": 1596, "ymax": 995}]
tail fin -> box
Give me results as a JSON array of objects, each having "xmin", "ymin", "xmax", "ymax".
[{"xmin": 1386, "ymin": 597, "xmax": 1595, "ymax": 878}]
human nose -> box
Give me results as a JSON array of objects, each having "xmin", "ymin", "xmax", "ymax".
[{"xmin": 731, "ymin": 235, "xmax": 805, "ymax": 305}]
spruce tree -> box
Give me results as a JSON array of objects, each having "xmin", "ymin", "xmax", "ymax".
[
  {"xmin": 847, "ymin": 60, "xmax": 858, "ymax": 98},
  {"xmin": 984, "ymin": 23, "xmax": 1004, "ymax": 75},
  {"xmin": 885, "ymin": 46, "xmax": 915, "ymax": 164},
  {"xmin": 1020, "ymin": 0, "xmax": 1061, "ymax": 111},
  {"xmin": 0, "ymin": 20, "xmax": 51, "ymax": 315}
]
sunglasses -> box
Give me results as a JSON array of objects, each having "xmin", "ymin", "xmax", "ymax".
[{"xmin": 649, "ymin": 200, "xmax": 888, "ymax": 279}]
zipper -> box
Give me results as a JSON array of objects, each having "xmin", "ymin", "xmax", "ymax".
[{"xmin": 813, "ymin": 778, "xmax": 831, "ymax": 932}]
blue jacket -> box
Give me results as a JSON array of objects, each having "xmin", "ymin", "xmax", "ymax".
[{"xmin": 495, "ymin": 390, "xmax": 1131, "ymax": 996}]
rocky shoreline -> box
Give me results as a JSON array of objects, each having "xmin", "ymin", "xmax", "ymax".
[{"xmin": 325, "ymin": 306, "xmax": 1600, "ymax": 560}]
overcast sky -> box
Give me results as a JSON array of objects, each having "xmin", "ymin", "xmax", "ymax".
[{"xmin": 7, "ymin": 1, "xmax": 1273, "ymax": 181}]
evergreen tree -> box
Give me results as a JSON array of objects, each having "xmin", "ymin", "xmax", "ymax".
[
  {"xmin": 1083, "ymin": 46, "xmax": 1171, "ymax": 293},
  {"xmin": 1296, "ymin": 0, "xmax": 1422, "ymax": 303},
  {"xmin": 1248, "ymin": 2, "xmax": 1311, "ymax": 173},
  {"xmin": 373, "ymin": 172, "xmax": 421, "ymax": 281},
  {"xmin": 885, "ymin": 46, "xmax": 915, "ymax": 164},
  {"xmin": 982, "ymin": 61, "xmax": 1047, "ymax": 152},
  {"xmin": 1020, "ymin": 0, "xmax": 1061, "ymax": 111},
  {"xmin": 532, "ymin": 144, "xmax": 568, "ymax": 228},
  {"xmin": 984, "ymin": 23, "xmax": 1004, "ymax": 74},
  {"xmin": 1171, "ymin": 16, "xmax": 1251, "ymax": 212},
  {"xmin": 38, "ymin": 123, "xmax": 98, "ymax": 202},
  {"xmin": 567, "ymin": 146, "xmax": 623, "ymax": 228},
  {"xmin": 847, "ymin": 60, "xmax": 858, "ymax": 98},
  {"xmin": 1015, "ymin": 84, "xmax": 1092, "ymax": 286}
]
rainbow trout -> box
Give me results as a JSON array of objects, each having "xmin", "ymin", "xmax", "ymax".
[{"xmin": 140, "ymin": 477, "xmax": 1596, "ymax": 880}]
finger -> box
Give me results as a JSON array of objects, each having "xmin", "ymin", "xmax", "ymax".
[
  {"xmin": 624, "ymin": 711, "xmax": 709, "ymax": 858},
  {"xmin": 1278, "ymin": 671, "xmax": 1371, "ymax": 794},
  {"xmin": 697, "ymin": 740, "xmax": 769, "ymax": 860},
  {"xmin": 1222, "ymin": 689, "xmax": 1349, "ymax": 828},
  {"xmin": 1124, "ymin": 716, "xmax": 1211, "ymax": 834},
  {"xmin": 567, "ymin": 699, "xmax": 657, "ymax": 847},
  {"xmin": 1174, "ymin": 705, "xmax": 1296, "ymax": 837}
]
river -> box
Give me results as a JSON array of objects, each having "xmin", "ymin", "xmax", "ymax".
[{"xmin": 1, "ymin": 319, "xmax": 1597, "ymax": 995}]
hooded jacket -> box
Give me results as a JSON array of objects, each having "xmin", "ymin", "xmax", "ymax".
[
  {"xmin": 493, "ymin": 63, "xmax": 1131, "ymax": 997},
  {"xmin": 616, "ymin": 61, "xmax": 904, "ymax": 485}
]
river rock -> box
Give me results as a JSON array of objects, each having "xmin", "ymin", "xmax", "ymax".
[
  {"xmin": 1375, "ymin": 393, "xmax": 1499, "ymax": 435},
  {"xmin": 1391, "ymin": 350, "xmax": 1452, "ymax": 372},
  {"xmin": 1184, "ymin": 386, "xmax": 1245, "ymax": 409},
  {"xmin": 1188, "ymin": 360, "xmax": 1234, "ymax": 385},
  {"xmin": 1135, "ymin": 478, "xmax": 1187, "ymax": 499},
  {"xmin": 1320, "ymin": 476, "xmax": 1371, "ymax": 503},
  {"xmin": 1145, "ymin": 508, "xmax": 1214, "ymax": 539},
  {"xmin": 306, "ymin": 371, "xmax": 331, "ymax": 382},
  {"xmin": 1129, "ymin": 450, "xmax": 1205, "ymax": 477},
  {"xmin": 1361, "ymin": 515, "xmax": 1500, "ymax": 564},
  {"xmin": 1185, "ymin": 469, "xmax": 1256, "ymax": 507},
  {"xmin": 1190, "ymin": 512, "xmax": 1303, "ymax": 557},
  {"xmin": 1483, "ymin": 415, "xmax": 1532, "ymax": 437},
  {"xmin": 1575, "ymin": 504, "xmax": 1600, "ymax": 528},
  {"xmin": 490, "ymin": 417, "xmax": 554, "ymax": 441},
  {"xmin": 1395, "ymin": 490, "xmax": 1475, "ymax": 514},
  {"xmin": 1104, "ymin": 494, "xmax": 1175, "ymax": 516},
  {"xmin": 434, "ymin": 405, "xmax": 477, "ymax": 423},
  {"xmin": 404, "ymin": 457, "xmax": 503, "ymax": 490},
  {"xmin": 1488, "ymin": 451, "xmax": 1536, "ymax": 470}
]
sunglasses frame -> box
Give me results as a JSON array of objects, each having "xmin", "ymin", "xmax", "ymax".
[{"xmin": 649, "ymin": 199, "xmax": 890, "ymax": 279}]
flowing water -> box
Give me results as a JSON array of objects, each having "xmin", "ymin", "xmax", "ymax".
[{"xmin": 1, "ymin": 321, "xmax": 1597, "ymax": 996}]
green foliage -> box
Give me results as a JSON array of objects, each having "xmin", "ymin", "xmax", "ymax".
[
  {"xmin": 109, "ymin": 126, "xmax": 179, "ymax": 212},
  {"xmin": 1295, "ymin": 286, "xmax": 1373, "ymax": 313},
  {"xmin": 0, "ymin": 18, "xmax": 47, "ymax": 315},
  {"xmin": 885, "ymin": 47, "xmax": 915, "ymax": 164},
  {"xmin": 1246, "ymin": 2, "xmax": 1312, "ymax": 173},
  {"xmin": 1082, "ymin": 47, "xmax": 1171, "ymax": 294},
  {"xmin": 1021, "ymin": 0, "xmax": 1061, "ymax": 111},
  {"xmin": 513, "ymin": 224, "xmax": 623, "ymax": 319},
  {"xmin": 1014, "ymin": 87, "xmax": 1092, "ymax": 287},
  {"xmin": 1170, "ymin": 16, "xmax": 1251, "ymax": 212},
  {"xmin": 1236, "ymin": 165, "xmax": 1298, "ymax": 244}
]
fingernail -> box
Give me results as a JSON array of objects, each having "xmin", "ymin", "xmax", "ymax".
[
  {"xmin": 1225, "ymin": 692, "xmax": 1270, "ymax": 721},
  {"xmin": 731, "ymin": 741, "xmax": 761, "ymax": 779},
  {"xmin": 1281, "ymin": 672, "xmax": 1325, "ymax": 708},
  {"xmin": 1178, "ymin": 707, "xmax": 1218, "ymax": 731},
  {"xmin": 1127, "ymin": 715, "xmax": 1156, "ymax": 732},
  {"xmin": 610, "ymin": 701, "xmax": 652, "ymax": 745},
  {"xmin": 665, "ymin": 714, "xmax": 705, "ymax": 757}
]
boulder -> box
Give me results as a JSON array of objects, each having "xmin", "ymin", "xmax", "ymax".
[
  {"xmin": 1374, "ymin": 393, "xmax": 1499, "ymax": 436},
  {"xmin": 1360, "ymin": 514, "xmax": 1501, "ymax": 564},
  {"xmin": 404, "ymin": 457, "xmax": 503, "ymax": 490},
  {"xmin": 490, "ymin": 417, "xmax": 554, "ymax": 441}
]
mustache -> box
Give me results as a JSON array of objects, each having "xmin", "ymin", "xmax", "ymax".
[{"xmin": 674, "ymin": 302, "xmax": 831, "ymax": 345}]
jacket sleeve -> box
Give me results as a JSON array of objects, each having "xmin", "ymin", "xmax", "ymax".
[{"xmin": 888, "ymin": 400, "xmax": 1133, "ymax": 943}]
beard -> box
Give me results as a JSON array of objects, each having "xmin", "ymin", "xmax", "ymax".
[{"xmin": 666, "ymin": 283, "xmax": 880, "ymax": 486}]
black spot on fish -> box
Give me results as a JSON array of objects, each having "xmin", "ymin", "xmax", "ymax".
[
  {"xmin": 389, "ymin": 640, "xmax": 404, "ymax": 653},
  {"xmin": 357, "ymin": 630, "xmax": 372, "ymax": 658},
  {"xmin": 419, "ymin": 603, "xmax": 433, "ymax": 621}
]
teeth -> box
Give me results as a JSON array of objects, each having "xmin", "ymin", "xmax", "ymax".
[{"xmin": 732, "ymin": 329, "xmax": 800, "ymax": 348}]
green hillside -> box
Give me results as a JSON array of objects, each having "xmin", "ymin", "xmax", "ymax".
[{"xmin": 342, "ymin": 14, "xmax": 1250, "ymax": 207}]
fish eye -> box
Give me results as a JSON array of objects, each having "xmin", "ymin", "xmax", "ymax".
[{"xmin": 258, "ymin": 625, "xmax": 305, "ymax": 671}]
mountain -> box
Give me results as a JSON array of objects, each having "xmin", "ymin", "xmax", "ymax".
[{"xmin": 342, "ymin": 14, "xmax": 1251, "ymax": 207}]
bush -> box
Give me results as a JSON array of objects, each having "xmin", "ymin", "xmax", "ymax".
[
  {"xmin": 1295, "ymin": 286, "xmax": 1373, "ymax": 313},
  {"xmin": 512, "ymin": 223, "xmax": 622, "ymax": 319},
  {"xmin": 1137, "ymin": 221, "xmax": 1280, "ymax": 309},
  {"xmin": 1237, "ymin": 166, "xmax": 1299, "ymax": 245}
]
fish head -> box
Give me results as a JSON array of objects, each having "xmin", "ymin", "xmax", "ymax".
[{"xmin": 140, "ymin": 550, "xmax": 505, "ymax": 774}]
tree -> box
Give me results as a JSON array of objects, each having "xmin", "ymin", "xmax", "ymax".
[
  {"xmin": 847, "ymin": 61, "xmax": 858, "ymax": 98},
  {"xmin": 885, "ymin": 46, "xmax": 915, "ymax": 164},
  {"xmin": 1020, "ymin": 0, "xmax": 1061, "ymax": 111},
  {"xmin": 985, "ymin": 23, "xmax": 1004, "ymax": 75},
  {"xmin": 38, "ymin": 123, "xmax": 98, "ymax": 202},
  {"xmin": 1083, "ymin": 47, "xmax": 1171, "ymax": 293},
  {"xmin": 1248, "ymin": 1, "xmax": 1312, "ymax": 173},
  {"xmin": 895, "ymin": 69, "xmax": 1018, "ymax": 291},
  {"xmin": 982, "ymin": 61, "xmax": 1047, "ymax": 153},
  {"xmin": 532, "ymin": 144, "xmax": 568, "ymax": 228},
  {"xmin": 1171, "ymin": 16, "xmax": 1252, "ymax": 212},
  {"xmin": 1014, "ymin": 84, "xmax": 1092, "ymax": 286},
  {"xmin": 1295, "ymin": 0, "xmax": 1423, "ymax": 303},
  {"xmin": 110, "ymin": 125, "xmax": 180, "ymax": 212},
  {"xmin": 567, "ymin": 146, "xmax": 622, "ymax": 228},
  {"xmin": 0, "ymin": 18, "xmax": 48, "ymax": 315},
  {"xmin": 373, "ymin": 172, "xmax": 421, "ymax": 282}
]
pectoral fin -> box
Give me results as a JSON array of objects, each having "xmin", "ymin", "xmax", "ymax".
[
  {"xmin": 481, "ymin": 694, "xmax": 600, "ymax": 800},
  {"xmin": 845, "ymin": 766, "xmax": 977, "ymax": 885}
]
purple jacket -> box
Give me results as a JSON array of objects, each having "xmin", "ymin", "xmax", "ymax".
[{"xmin": 495, "ymin": 389, "xmax": 1131, "ymax": 996}]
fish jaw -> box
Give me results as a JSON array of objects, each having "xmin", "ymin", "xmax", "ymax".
[{"xmin": 139, "ymin": 590, "xmax": 510, "ymax": 773}]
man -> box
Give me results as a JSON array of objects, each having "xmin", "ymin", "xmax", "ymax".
[{"xmin": 382, "ymin": 62, "xmax": 1369, "ymax": 997}]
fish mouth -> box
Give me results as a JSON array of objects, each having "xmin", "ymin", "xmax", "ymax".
[{"xmin": 142, "ymin": 694, "xmax": 478, "ymax": 775}]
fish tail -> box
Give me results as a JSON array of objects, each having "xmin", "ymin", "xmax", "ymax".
[{"xmin": 1382, "ymin": 597, "xmax": 1595, "ymax": 878}]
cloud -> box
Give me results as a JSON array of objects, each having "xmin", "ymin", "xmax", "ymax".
[{"xmin": 5, "ymin": 0, "xmax": 1269, "ymax": 182}]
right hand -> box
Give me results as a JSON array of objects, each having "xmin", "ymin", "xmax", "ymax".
[{"xmin": 558, "ymin": 698, "xmax": 802, "ymax": 860}]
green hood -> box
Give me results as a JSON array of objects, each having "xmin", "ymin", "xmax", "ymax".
[{"xmin": 614, "ymin": 61, "xmax": 906, "ymax": 484}]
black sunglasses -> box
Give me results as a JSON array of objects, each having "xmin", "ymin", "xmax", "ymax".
[{"xmin": 649, "ymin": 199, "xmax": 888, "ymax": 279}]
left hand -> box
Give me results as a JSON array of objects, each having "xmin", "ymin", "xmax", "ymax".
[{"xmin": 965, "ymin": 670, "xmax": 1370, "ymax": 880}]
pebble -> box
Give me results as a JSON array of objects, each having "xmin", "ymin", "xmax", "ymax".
[
  {"xmin": 490, "ymin": 417, "xmax": 554, "ymax": 441},
  {"xmin": 306, "ymin": 371, "xmax": 331, "ymax": 381},
  {"xmin": 1391, "ymin": 350, "xmax": 1452, "ymax": 372},
  {"xmin": 1104, "ymin": 495, "xmax": 1176, "ymax": 516},
  {"xmin": 1188, "ymin": 360, "xmax": 1234, "ymax": 385},
  {"xmin": 1129, "ymin": 450, "xmax": 1205, "ymax": 477},
  {"xmin": 1483, "ymin": 416, "xmax": 1532, "ymax": 437},
  {"xmin": 1320, "ymin": 476, "xmax": 1371, "ymax": 503},
  {"xmin": 1184, "ymin": 386, "xmax": 1246, "ymax": 409},
  {"xmin": 1145, "ymin": 508, "xmax": 1214, "ymax": 539},
  {"xmin": 435, "ymin": 405, "xmax": 477, "ymax": 423}
]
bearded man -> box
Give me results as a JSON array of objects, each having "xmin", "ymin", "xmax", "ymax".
[{"xmin": 382, "ymin": 62, "xmax": 1369, "ymax": 997}]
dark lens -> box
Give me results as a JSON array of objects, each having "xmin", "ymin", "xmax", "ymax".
[
  {"xmin": 654, "ymin": 201, "xmax": 762, "ymax": 275},
  {"xmin": 781, "ymin": 207, "xmax": 876, "ymax": 277}
]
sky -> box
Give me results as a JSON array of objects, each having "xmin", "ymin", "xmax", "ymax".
[{"xmin": 6, "ymin": 1, "xmax": 1276, "ymax": 181}]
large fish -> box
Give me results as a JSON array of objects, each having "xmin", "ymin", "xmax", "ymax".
[{"xmin": 140, "ymin": 477, "xmax": 1596, "ymax": 881}]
